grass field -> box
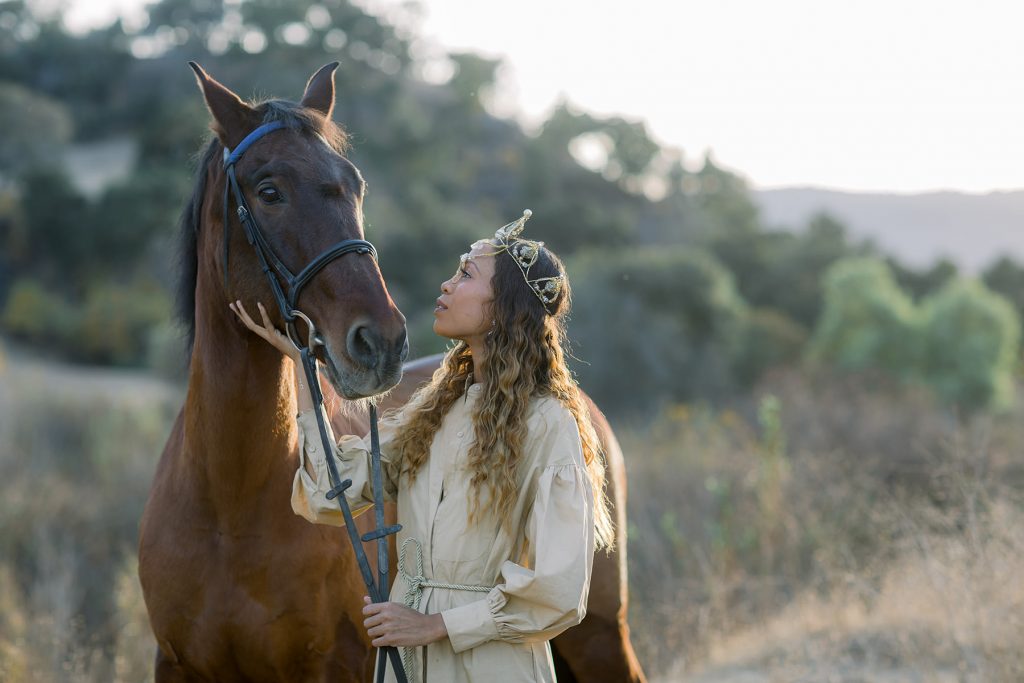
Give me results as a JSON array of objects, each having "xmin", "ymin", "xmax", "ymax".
[{"xmin": 1, "ymin": 336, "xmax": 1021, "ymax": 682}]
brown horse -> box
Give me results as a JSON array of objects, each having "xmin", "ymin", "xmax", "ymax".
[{"xmin": 139, "ymin": 63, "xmax": 645, "ymax": 682}]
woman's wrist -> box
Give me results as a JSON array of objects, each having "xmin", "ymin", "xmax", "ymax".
[
  {"xmin": 430, "ymin": 613, "xmax": 448, "ymax": 643},
  {"xmin": 294, "ymin": 361, "xmax": 314, "ymax": 412}
]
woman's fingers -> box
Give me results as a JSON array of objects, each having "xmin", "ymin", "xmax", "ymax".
[
  {"xmin": 229, "ymin": 301, "xmax": 255, "ymax": 331},
  {"xmin": 363, "ymin": 612, "xmax": 384, "ymax": 628},
  {"xmin": 233, "ymin": 300, "xmax": 276, "ymax": 344},
  {"xmin": 257, "ymin": 301, "xmax": 273, "ymax": 329},
  {"xmin": 231, "ymin": 301, "xmax": 265, "ymax": 337},
  {"xmin": 230, "ymin": 300, "xmax": 301, "ymax": 359}
]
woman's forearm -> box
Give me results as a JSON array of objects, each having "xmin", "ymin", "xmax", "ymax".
[{"xmin": 294, "ymin": 359, "xmax": 315, "ymax": 413}]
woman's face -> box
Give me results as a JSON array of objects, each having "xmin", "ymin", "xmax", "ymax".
[{"xmin": 433, "ymin": 240, "xmax": 498, "ymax": 343}]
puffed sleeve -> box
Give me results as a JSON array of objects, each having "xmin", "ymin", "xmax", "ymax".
[
  {"xmin": 290, "ymin": 402, "xmax": 405, "ymax": 527},
  {"xmin": 439, "ymin": 407, "xmax": 596, "ymax": 652}
]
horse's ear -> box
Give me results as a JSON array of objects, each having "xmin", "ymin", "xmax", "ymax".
[
  {"xmin": 300, "ymin": 62, "xmax": 340, "ymax": 119},
  {"xmin": 189, "ymin": 62, "xmax": 258, "ymax": 150}
]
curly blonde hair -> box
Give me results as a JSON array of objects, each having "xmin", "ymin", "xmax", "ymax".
[{"xmin": 387, "ymin": 241, "xmax": 615, "ymax": 550}]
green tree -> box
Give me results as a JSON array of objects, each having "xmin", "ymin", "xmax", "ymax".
[
  {"xmin": 734, "ymin": 308, "xmax": 807, "ymax": 386},
  {"xmin": 982, "ymin": 255, "xmax": 1024, "ymax": 338},
  {"xmin": 567, "ymin": 246, "xmax": 748, "ymax": 413},
  {"xmin": 692, "ymin": 153, "xmax": 761, "ymax": 236},
  {"xmin": 0, "ymin": 82, "xmax": 72, "ymax": 177},
  {"xmin": 807, "ymin": 257, "xmax": 922, "ymax": 379},
  {"xmin": 920, "ymin": 279, "xmax": 1020, "ymax": 412},
  {"xmin": 16, "ymin": 167, "xmax": 92, "ymax": 286},
  {"xmin": 711, "ymin": 212, "xmax": 869, "ymax": 329},
  {"xmin": 88, "ymin": 166, "xmax": 193, "ymax": 280},
  {"xmin": 889, "ymin": 256, "xmax": 958, "ymax": 301}
]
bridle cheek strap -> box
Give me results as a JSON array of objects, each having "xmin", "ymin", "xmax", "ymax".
[
  {"xmin": 220, "ymin": 121, "xmax": 377, "ymax": 341},
  {"xmin": 218, "ymin": 120, "xmax": 407, "ymax": 682}
]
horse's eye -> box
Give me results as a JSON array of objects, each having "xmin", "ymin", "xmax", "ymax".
[{"xmin": 258, "ymin": 186, "xmax": 281, "ymax": 203}]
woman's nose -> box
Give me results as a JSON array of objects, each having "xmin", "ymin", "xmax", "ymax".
[{"xmin": 440, "ymin": 279, "xmax": 453, "ymax": 294}]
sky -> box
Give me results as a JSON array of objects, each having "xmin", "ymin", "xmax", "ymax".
[{"xmin": 63, "ymin": 0, "xmax": 1024, "ymax": 194}]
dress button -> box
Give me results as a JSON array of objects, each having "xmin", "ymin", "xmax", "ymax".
[
  {"xmin": 309, "ymin": 444, "xmax": 317, "ymax": 452},
  {"xmin": 457, "ymin": 431, "xmax": 464, "ymax": 437}
]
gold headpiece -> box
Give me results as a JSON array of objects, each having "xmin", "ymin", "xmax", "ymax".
[{"xmin": 489, "ymin": 209, "xmax": 564, "ymax": 312}]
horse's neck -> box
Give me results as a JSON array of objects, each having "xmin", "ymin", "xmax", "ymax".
[{"xmin": 183, "ymin": 288, "xmax": 297, "ymax": 520}]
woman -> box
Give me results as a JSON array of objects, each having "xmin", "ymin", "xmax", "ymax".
[{"xmin": 230, "ymin": 210, "xmax": 614, "ymax": 682}]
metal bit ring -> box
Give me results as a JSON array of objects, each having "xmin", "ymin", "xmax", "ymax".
[{"xmin": 286, "ymin": 309, "xmax": 322, "ymax": 352}]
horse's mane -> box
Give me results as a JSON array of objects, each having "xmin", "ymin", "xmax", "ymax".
[{"xmin": 175, "ymin": 99, "xmax": 350, "ymax": 362}]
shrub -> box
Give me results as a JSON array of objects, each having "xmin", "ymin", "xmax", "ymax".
[
  {"xmin": 1, "ymin": 278, "xmax": 77, "ymax": 346},
  {"xmin": 921, "ymin": 279, "xmax": 1020, "ymax": 412},
  {"xmin": 77, "ymin": 281, "xmax": 171, "ymax": 366},
  {"xmin": 567, "ymin": 246, "xmax": 747, "ymax": 414},
  {"xmin": 807, "ymin": 257, "xmax": 922, "ymax": 379}
]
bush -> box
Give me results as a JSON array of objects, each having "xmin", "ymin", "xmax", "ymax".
[
  {"xmin": 1, "ymin": 278, "xmax": 76, "ymax": 346},
  {"xmin": 921, "ymin": 279, "xmax": 1020, "ymax": 412},
  {"xmin": 733, "ymin": 308, "xmax": 807, "ymax": 386},
  {"xmin": 566, "ymin": 246, "xmax": 747, "ymax": 414},
  {"xmin": 807, "ymin": 257, "xmax": 922, "ymax": 380},
  {"xmin": 77, "ymin": 281, "xmax": 171, "ymax": 366},
  {"xmin": 0, "ymin": 277, "xmax": 173, "ymax": 367}
]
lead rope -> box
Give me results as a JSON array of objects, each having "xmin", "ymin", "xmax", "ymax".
[{"xmin": 397, "ymin": 537, "xmax": 491, "ymax": 682}]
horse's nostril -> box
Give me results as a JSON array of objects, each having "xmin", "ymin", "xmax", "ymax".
[
  {"xmin": 399, "ymin": 330, "xmax": 410, "ymax": 362},
  {"xmin": 347, "ymin": 324, "xmax": 380, "ymax": 369}
]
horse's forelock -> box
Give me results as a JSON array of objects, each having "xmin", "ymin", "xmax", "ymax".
[{"xmin": 257, "ymin": 99, "xmax": 350, "ymax": 155}]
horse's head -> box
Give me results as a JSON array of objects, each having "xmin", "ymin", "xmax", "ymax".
[{"xmin": 189, "ymin": 62, "xmax": 407, "ymax": 399}]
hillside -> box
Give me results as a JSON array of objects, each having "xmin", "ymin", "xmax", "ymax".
[{"xmin": 754, "ymin": 187, "xmax": 1024, "ymax": 272}]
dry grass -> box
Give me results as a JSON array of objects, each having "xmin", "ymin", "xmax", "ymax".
[
  {"xmin": 680, "ymin": 499, "xmax": 1024, "ymax": 683},
  {"xmin": 624, "ymin": 368, "xmax": 1024, "ymax": 681},
  {"xmin": 2, "ymin": 337, "xmax": 1022, "ymax": 682},
  {"xmin": 0, "ymin": 337, "xmax": 176, "ymax": 682}
]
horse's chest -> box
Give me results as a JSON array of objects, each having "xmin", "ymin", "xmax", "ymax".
[{"xmin": 144, "ymin": 527, "xmax": 342, "ymax": 679}]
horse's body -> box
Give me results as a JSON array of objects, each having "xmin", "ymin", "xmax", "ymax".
[{"xmin": 138, "ymin": 63, "xmax": 645, "ymax": 682}]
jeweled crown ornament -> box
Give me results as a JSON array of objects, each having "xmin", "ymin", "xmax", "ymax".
[{"xmin": 488, "ymin": 210, "xmax": 564, "ymax": 312}]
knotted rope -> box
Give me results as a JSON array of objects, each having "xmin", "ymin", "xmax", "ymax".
[{"xmin": 397, "ymin": 537, "xmax": 491, "ymax": 681}]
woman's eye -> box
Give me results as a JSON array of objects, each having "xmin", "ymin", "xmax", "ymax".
[
  {"xmin": 258, "ymin": 186, "xmax": 281, "ymax": 203},
  {"xmin": 460, "ymin": 267, "xmax": 471, "ymax": 278}
]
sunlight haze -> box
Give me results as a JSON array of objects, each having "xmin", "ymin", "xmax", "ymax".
[{"xmin": 64, "ymin": 0, "xmax": 1024, "ymax": 193}]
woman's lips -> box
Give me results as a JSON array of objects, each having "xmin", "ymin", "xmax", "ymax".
[{"xmin": 434, "ymin": 298, "xmax": 448, "ymax": 313}]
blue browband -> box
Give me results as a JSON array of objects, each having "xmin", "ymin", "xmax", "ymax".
[{"xmin": 223, "ymin": 121, "xmax": 287, "ymax": 167}]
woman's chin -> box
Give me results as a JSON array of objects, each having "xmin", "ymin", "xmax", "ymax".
[{"xmin": 431, "ymin": 322, "xmax": 458, "ymax": 342}]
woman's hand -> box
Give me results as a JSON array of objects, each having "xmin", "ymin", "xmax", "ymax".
[
  {"xmin": 229, "ymin": 300, "xmax": 300, "ymax": 362},
  {"xmin": 362, "ymin": 596, "xmax": 448, "ymax": 648}
]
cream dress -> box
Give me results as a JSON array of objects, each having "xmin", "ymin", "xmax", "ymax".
[{"xmin": 291, "ymin": 383, "xmax": 596, "ymax": 682}]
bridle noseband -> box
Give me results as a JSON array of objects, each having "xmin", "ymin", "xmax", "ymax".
[
  {"xmin": 221, "ymin": 121, "xmax": 408, "ymax": 682},
  {"xmin": 222, "ymin": 120, "xmax": 377, "ymax": 347}
]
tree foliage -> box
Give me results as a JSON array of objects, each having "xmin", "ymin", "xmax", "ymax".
[
  {"xmin": 567, "ymin": 246, "xmax": 747, "ymax": 414},
  {"xmin": 921, "ymin": 279, "xmax": 1020, "ymax": 412},
  {"xmin": 0, "ymin": 0, "xmax": 1014, "ymax": 414},
  {"xmin": 807, "ymin": 258, "xmax": 922, "ymax": 378},
  {"xmin": 809, "ymin": 257, "xmax": 1020, "ymax": 412}
]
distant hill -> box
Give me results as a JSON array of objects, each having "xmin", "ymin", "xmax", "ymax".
[{"xmin": 754, "ymin": 187, "xmax": 1024, "ymax": 273}]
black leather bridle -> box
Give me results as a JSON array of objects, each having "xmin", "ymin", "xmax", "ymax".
[
  {"xmin": 222, "ymin": 121, "xmax": 406, "ymax": 683},
  {"xmin": 221, "ymin": 120, "xmax": 377, "ymax": 347}
]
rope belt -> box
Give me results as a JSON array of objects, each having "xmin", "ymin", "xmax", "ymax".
[{"xmin": 397, "ymin": 537, "xmax": 491, "ymax": 681}]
